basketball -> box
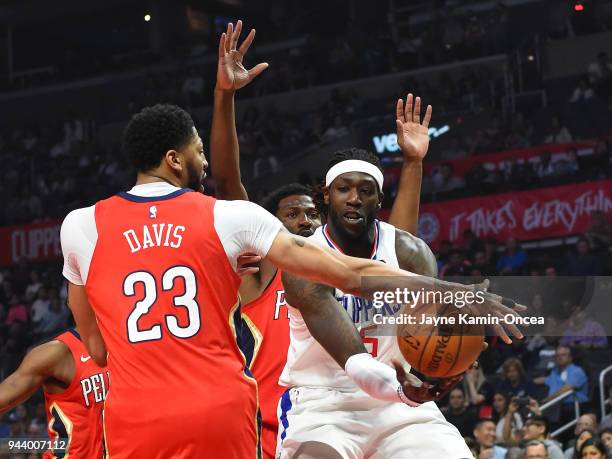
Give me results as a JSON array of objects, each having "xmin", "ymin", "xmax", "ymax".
[{"xmin": 397, "ymin": 302, "xmax": 485, "ymax": 378}]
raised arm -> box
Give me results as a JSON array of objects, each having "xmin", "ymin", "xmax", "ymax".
[
  {"xmin": 211, "ymin": 20, "xmax": 268, "ymax": 200},
  {"xmin": 388, "ymin": 94, "xmax": 432, "ymax": 234},
  {"xmin": 0, "ymin": 342, "xmax": 65, "ymax": 414}
]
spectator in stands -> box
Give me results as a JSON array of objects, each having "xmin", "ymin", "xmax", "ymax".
[
  {"xmin": 496, "ymin": 237, "xmax": 527, "ymax": 275},
  {"xmin": 525, "ymin": 440, "xmax": 551, "ymax": 459},
  {"xmin": 535, "ymin": 346, "xmax": 588, "ymax": 405},
  {"xmin": 5, "ymin": 294, "xmax": 27, "ymax": 325},
  {"xmin": 23, "ymin": 271, "xmax": 42, "ymax": 303},
  {"xmin": 587, "ymin": 51, "xmax": 612, "ymax": 96},
  {"xmin": 522, "ymin": 415, "xmax": 565, "ymax": 459},
  {"xmin": 431, "ymin": 162, "xmax": 465, "ymax": 193},
  {"xmin": 585, "ymin": 211, "xmax": 612, "ymax": 253},
  {"xmin": 499, "ymin": 357, "xmax": 540, "ymax": 399},
  {"xmin": 499, "ymin": 396, "xmax": 523, "ymax": 445},
  {"xmin": 599, "ymin": 427, "xmax": 612, "ymax": 452},
  {"xmin": 584, "ymin": 138, "xmax": 611, "ymax": 180},
  {"xmin": 492, "ymin": 391, "xmax": 511, "ymax": 440},
  {"xmin": 441, "ymin": 387, "xmax": 478, "ymax": 438},
  {"xmin": 559, "ymin": 302, "xmax": 608, "ymax": 349},
  {"xmin": 565, "ymin": 238, "xmax": 604, "ymax": 275},
  {"xmin": 565, "ymin": 429, "xmax": 596, "ymax": 459},
  {"xmin": 440, "ymin": 249, "xmax": 470, "ymax": 277},
  {"xmin": 544, "ymin": 116, "xmax": 573, "ymax": 144},
  {"xmin": 464, "ymin": 365, "xmax": 495, "ymax": 409},
  {"xmin": 38, "ymin": 297, "xmax": 69, "ymax": 336},
  {"xmin": 569, "ymin": 76, "xmax": 594, "ymax": 103},
  {"xmin": 578, "ymin": 438, "xmax": 607, "ymax": 459},
  {"xmin": 473, "ymin": 419, "xmax": 508, "ymax": 459},
  {"xmin": 322, "ymin": 115, "xmax": 349, "ymax": 141},
  {"xmin": 30, "ymin": 288, "xmax": 50, "ymax": 334},
  {"xmin": 471, "ymin": 250, "xmax": 496, "ymax": 276}
]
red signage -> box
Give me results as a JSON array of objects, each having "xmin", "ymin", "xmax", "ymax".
[
  {"xmin": 0, "ymin": 220, "xmax": 63, "ymax": 266},
  {"xmin": 416, "ymin": 180, "xmax": 612, "ymax": 250}
]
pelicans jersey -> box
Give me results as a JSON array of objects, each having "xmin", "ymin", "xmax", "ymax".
[
  {"xmin": 43, "ymin": 329, "xmax": 109, "ymax": 459},
  {"xmin": 279, "ymin": 220, "xmax": 406, "ymax": 390},
  {"xmin": 241, "ymin": 270, "xmax": 290, "ymax": 459},
  {"xmin": 61, "ymin": 182, "xmax": 283, "ymax": 459}
]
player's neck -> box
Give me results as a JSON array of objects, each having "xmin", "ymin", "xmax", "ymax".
[
  {"xmin": 326, "ymin": 221, "xmax": 376, "ymax": 259},
  {"xmin": 135, "ymin": 171, "xmax": 183, "ymax": 188}
]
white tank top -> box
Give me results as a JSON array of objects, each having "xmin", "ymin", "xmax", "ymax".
[{"xmin": 279, "ymin": 220, "xmax": 409, "ymax": 390}]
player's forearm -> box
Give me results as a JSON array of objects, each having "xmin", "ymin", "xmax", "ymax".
[
  {"xmin": 0, "ymin": 374, "xmax": 40, "ymax": 414},
  {"xmin": 388, "ymin": 159, "xmax": 422, "ymax": 234},
  {"xmin": 211, "ymin": 87, "xmax": 248, "ymax": 200}
]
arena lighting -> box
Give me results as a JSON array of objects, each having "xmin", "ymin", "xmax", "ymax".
[
  {"xmin": 574, "ymin": 3, "xmax": 584, "ymax": 12},
  {"xmin": 527, "ymin": 54, "xmax": 534, "ymax": 61},
  {"xmin": 144, "ymin": 14, "xmax": 152, "ymax": 22}
]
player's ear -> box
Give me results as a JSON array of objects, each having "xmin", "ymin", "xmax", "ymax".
[
  {"xmin": 377, "ymin": 191, "xmax": 384, "ymax": 209},
  {"xmin": 165, "ymin": 149, "xmax": 182, "ymax": 171}
]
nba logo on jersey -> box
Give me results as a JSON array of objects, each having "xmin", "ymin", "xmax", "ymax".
[{"xmin": 149, "ymin": 205, "xmax": 157, "ymax": 219}]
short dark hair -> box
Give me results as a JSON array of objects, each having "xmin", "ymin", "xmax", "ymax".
[
  {"xmin": 259, "ymin": 183, "xmax": 312, "ymax": 214},
  {"xmin": 123, "ymin": 104, "xmax": 195, "ymax": 172},
  {"xmin": 525, "ymin": 415, "xmax": 550, "ymax": 436},
  {"xmin": 327, "ymin": 147, "xmax": 383, "ymax": 173},
  {"xmin": 474, "ymin": 419, "xmax": 495, "ymax": 430}
]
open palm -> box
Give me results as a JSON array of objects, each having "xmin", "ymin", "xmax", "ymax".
[
  {"xmin": 395, "ymin": 94, "xmax": 433, "ymax": 160},
  {"xmin": 217, "ymin": 20, "xmax": 268, "ymax": 91}
]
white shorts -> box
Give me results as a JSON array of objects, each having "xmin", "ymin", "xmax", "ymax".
[{"xmin": 276, "ymin": 386, "xmax": 472, "ymax": 459}]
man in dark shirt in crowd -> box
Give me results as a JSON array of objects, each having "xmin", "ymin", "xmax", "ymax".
[{"xmin": 442, "ymin": 387, "xmax": 478, "ymax": 437}]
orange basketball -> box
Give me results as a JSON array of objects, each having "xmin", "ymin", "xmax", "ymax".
[{"xmin": 397, "ymin": 302, "xmax": 484, "ymax": 378}]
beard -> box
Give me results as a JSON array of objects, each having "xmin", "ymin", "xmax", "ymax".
[
  {"xmin": 327, "ymin": 205, "xmax": 376, "ymax": 241},
  {"xmin": 186, "ymin": 161, "xmax": 204, "ymax": 192}
]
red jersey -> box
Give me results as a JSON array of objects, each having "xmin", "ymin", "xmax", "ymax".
[
  {"xmin": 241, "ymin": 270, "xmax": 290, "ymax": 459},
  {"xmin": 84, "ymin": 190, "xmax": 259, "ymax": 459},
  {"xmin": 43, "ymin": 329, "xmax": 109, "ymax": 459}
]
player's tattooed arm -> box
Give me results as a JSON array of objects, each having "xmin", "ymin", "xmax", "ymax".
[
  {"xmin": 282, "ymin": 272, "xmax": 367, "ymax": 368},
  {"xmin": 0, "ymin": 342, "xmax": 66, "ymax": 414},
  {"xmin": 394, "ymin": 229, "xmax": 437, "ymax": 277},
  {"xmin": 212, "ymin": 20, "xmax": 268, "ymax": 200}
]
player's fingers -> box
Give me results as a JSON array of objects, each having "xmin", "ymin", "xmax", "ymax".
[
  {"xmin": 248, "ymin": 62, "xmax": 269, "ymax": 79},
  {"xmin": 238, "ymin": 255, "xmax": 262, "ymax": 264},
  {"xmin": 395, "ymin": 119, "xmax": 403, "ymax": 137},
  {"xmin": 405, "ymin": 93, "xmax": 413, "ymax": 122},
  {"xmin": 231, "ymin": 20, "xmax": 243, "ymax": 50},
  {"xmin": 239, "ymin": 29, "xmax": 256, "ymax": 55},
  {"xmin": 481, "ymin": 341, "xmax": 488, "ymax": 352},
  {"xmin": 219, "ymin": 32, "xmax": 226, "ymax": 58},
  {"xmin": 413, "ymin": 96, "xmax": 421, "ymax": 123},
  {"xmin": 396, "ymin": 98, "xmax": 404, "ymax": 123},
  {"xmin": 491, "ymin": 321, "xmax": 512, "ymax": 344},
  {"xmin": 225, "ymin": 22, "xmax": 233, "ymax": 53},
  {"xmin": 423, "ymin": 104, "xmax": 433, "ymax": 128}
]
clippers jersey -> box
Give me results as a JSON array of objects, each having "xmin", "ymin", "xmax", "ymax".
[
  {"xmin": 241, "ymin": 270, "xmax": 290, "ymax": 459},
  {"xmin": 43, "ymin": 329, "xmax": 109, "ymax": 459},
  {"xmin": 82, "ymin": 190, "xmax": 259, "ymax": 458},
  {"xmin": 279, "ymin": 220, "xmax": 407, "ymax": 390}
]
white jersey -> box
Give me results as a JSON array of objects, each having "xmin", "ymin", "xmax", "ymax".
[{"xmin": 279, "ymin": 220, "xmax": 407, "ymax": 390}]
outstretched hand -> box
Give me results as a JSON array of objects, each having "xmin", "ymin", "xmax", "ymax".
[
  {"xmin": 395, "ymin": 93, "xmax": 432, "ymax": 160},
  {"xmin": 217, "ymin": 20, "xmax": 269, "ymax": 92}
]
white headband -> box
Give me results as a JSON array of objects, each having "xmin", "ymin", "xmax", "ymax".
[{"xmin": 325, "ymin": 159, "xmax": 384, "ymax": 190}]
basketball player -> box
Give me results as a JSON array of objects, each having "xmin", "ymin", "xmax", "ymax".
[
  {"xmin": 0, "ymin": 328, "xmax": 109, "ymax": 458},
  {"xmin": 61, "ymin": 97, "xmax": 511, "ymax": 457},
  {"xmin": 278, "ymin": 144, "xmax": 524, "ymax": 458},
  {"xmin": 211, "ymin": 21, "xmax": 430, "ymax": 457}
]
